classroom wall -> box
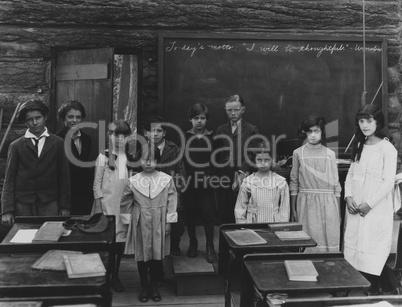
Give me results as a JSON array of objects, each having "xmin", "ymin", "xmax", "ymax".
[{"xmin": 0, "ymin": 0, "xmax": 401, "ymax": 186}]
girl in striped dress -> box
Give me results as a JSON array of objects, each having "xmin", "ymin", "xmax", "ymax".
[
  {"xmin": 290, "ymin": 115, "xmax": 341, "ymax": 252},
  {"xmin": 235, "ymin": 142, "xmax": 290, "ymax": 223}
]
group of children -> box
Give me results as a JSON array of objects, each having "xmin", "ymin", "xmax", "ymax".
[
  {"xmin": 234, "ymin": 104, "xmax": 398, "ymax": 296},
  {"xmin": 0, "ymin": 96, "xmax": 399, "ymax": 301}
]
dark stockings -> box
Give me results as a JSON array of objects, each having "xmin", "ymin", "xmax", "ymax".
[
  {"xmin": 111, "ymin": 242, "xmax": 125, "ymax": 292},
  {"xmin": 114, "ymin": 242, "xmax": 125, "ymax": 274},
  {"xmin": 361, "ymin": 266, "xmax": 396, "ymax": 294},
  {"xmin": 137, "ymin": 260, "xmax": 162, "ymax": 287},
  {"xmin": 137, "ymin": 260, "xmax": 163, "ymax": 301},
  {"xmin": 187, "ymin": 217, "xmax": 214, "ymax": 243}
]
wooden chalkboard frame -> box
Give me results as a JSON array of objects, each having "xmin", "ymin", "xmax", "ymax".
[{"xmin": 158, "ymin": 33, "xmax": 387, "ymax": 157}]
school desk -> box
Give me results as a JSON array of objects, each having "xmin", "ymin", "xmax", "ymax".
[
  {"xmin": 0, "ymin": 216, "xmax": 116, "ymax": 306},
  {"xmin": 1, "ymin": 216, "xmax": 116, "ymax": 262},
  {"xmin": 240, "ymin": 252, "xmax": 371, "ymax": 307},
  {"xmin": 1, "ymin": 216, "xmax": 116, "ymax": 246},
  {"xmin": 0, "ymin": 295, "xmax": 104, "ymax": 307},
  {"xmin": 219, "ymin": 223, "xmax": 317, "ymax": 307},
  {"xmin": 0, "ymin": 251, "xmax": 110, "ymax": 307}
]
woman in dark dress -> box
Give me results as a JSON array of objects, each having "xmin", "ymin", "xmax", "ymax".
[{"xmin": 56, "ymin": 100, "xmax": 94, "ymax": 215}]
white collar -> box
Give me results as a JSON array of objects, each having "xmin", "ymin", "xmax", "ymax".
[
  {"xmin": 231, "ymin": 119, "xmax": 241, "ymax": 127},
  {"xmin": 72, "ymin": 129, "xmax": 81, "ymax": 139},
  {"xmin": 157, "ymin": 139, "xmax": 166, "ymax": 151},
  {"xmin": 25, "ymin": 127, "xmax": 50, "ymax": 139},
  {"xmin": 187, "ymin": 128, "xmax": 213, "ymax": 136},
  {"xmin": 129, "ymin": 171, "xmax": 172, "ymax": 199}
]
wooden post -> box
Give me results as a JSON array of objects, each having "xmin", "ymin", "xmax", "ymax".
[
  {"xmin": 0, "ymin": 108, "xmax": 3, "ymax": 133},
  {"xmin": 0, "ymin": 103, "xmax": 21, "ymax": 154}
]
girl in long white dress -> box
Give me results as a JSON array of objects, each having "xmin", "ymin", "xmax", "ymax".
[
  {"xmin": 92, "ymin": 120, "xmax": 132, "ymax": 292},
  {"xmin": 344, "ymin": 104, "xmax": 397, "ymax": 295},
  {"xmin": 290, "ymin": 115, "xmax": 341, "ymax": 252}
]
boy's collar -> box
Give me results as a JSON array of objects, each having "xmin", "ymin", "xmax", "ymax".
[
  {"xmin": 25, "ymin": 127, "xmax": 49, "ymax": 139},
  {"xmin": 157, "ymin": 138, "xmax": 165, "ymax": 149},
  {"xmin": 187, "ymin": 128, "xmax": 212, "ymax": 136},
  {"xmin": 230, "ymin": 119, "xmax": 242, "ymax": 127}
]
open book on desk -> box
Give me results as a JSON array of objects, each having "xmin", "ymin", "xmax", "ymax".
[
  {"xmin": 284, "ymin": 260, "xmax": 318, "ymax": 282},
  {"xmin": 63, "ymin": 253, "xmax": 106, "ymax": 278},
  {"xmin": 32, "ymin": 250, "xmax": 83, "ymax": 271}
]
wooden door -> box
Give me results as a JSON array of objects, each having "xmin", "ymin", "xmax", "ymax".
[{"xmin": 53, "ymin": 48, "xmax": 114, "ymax": 160}]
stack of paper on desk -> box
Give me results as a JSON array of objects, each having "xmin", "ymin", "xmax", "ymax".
[
  {"xmin": 225, "ymin": 228, "xmax": 267, "ymax": 245},
  {"xmin": 10, "ymin": 229, "xmax": 38, "ymax": 243},
  {"xmin": 32, "ymin": 221, "xmax": 65, "ymax": 243},
  {"xmin": 275, "ymin": 230, "xmax": 311, "ymax": 241},
  {"xmin": 284, "ymin": 260, "xmax": 318, "ymax": 282},
  {"xmin": 267, "ymin": 222, "xmax": 302, "ymax": 232}
]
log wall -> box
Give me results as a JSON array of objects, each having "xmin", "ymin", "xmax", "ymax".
[{"xmin": 0, "ymin": 0, "xmax": 401, "ymax": 183}]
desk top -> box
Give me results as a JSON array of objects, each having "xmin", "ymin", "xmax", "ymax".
[
  {"xmin": 245, "ymin": 256, "xmax": 370, "ymax": 294},
  {"xmin": 0, "ymin": 252, "xmax": 108, "ymax": 296},
  {"xmin": 1, "ymin": 216, "xmax": 115, "ymax": 246},
  {"xmin": 221, "ymin": 223, "xmax": 316, "ymax": 251}
]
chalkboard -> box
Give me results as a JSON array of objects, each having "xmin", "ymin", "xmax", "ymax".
[{"xmin": 158, "ymin": 34, "xmax": 387, "ymax": 158}]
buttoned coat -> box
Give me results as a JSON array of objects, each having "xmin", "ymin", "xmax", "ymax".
[
  {"xmin": 56, "ymin": 127, "xmax": 94, "ymax": 215},
  {"xmin": 1, "ymin": 133, "xmax": 71, "ymax": 214},
  {"xmin": 215, "ymin": 120, "xmax": 259, "ymax": 170}
]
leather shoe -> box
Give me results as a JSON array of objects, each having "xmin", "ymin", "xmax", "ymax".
[
  {"xmin": 111, "ymin": 274, "xmax": 125, "ymax": 292},
  {"xmin": 186, "ymin": 240, "xmax": 198, "ymax": 258},
  {"xmin": 151, "ymin": 285, "xmax": 161, "ymax": 302},
  {"xmin": 206, "ymin": 243, "xmax": 217, "ymax": 263},
  {"xmin": 138, "ymin": 287, "xmax": 148, "ymax": 302}
]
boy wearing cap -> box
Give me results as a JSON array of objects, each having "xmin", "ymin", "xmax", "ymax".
[{"xmin": 1, "ymin": 100, "xmax": 71, "ymax": 227}]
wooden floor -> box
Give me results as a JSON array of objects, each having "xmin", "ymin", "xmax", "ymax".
[{"xmin": 112, "ymin": 226, "xmax": 224, "ymax": 307}]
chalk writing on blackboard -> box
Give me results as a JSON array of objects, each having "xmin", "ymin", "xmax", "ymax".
[
  {"xmin": 159, "ymin": 34, "xmax": 386, "ymax": 157},
  {"xmin": 165, "ymin": 40, "xmax": 382, "ymax": 58}
]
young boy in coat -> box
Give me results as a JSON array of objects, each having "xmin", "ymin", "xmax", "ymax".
[{"xmin": 214, "ymin": 94, "xmax": 259, "ymax": 224}]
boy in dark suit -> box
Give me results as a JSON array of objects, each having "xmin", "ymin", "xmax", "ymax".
[
  {"xmin": 1, "ymin": 100, "xmax": 71, "ymax": 227},
  {"xmin": 214, "ymin": 94, "xmax": 259, "ymax": 223}
]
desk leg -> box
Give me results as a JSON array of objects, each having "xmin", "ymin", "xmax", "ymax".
[
  {"xmin": 108, "ymin": 249, "xmax": 116, "ymax": 292},
  {"xmin": 100, "ymin": 283, "xmax": 113, "ymax": 307},
  {"xmin": 224, "ymin": 250, "xmax": 235, "ymax": 307},
  {"xmin": 240, "ymin": 267, "xmax": 258, "ymax": 307}
]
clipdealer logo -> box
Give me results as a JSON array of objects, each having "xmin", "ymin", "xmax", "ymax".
[{"xmin": 63, "ymin": 120, "xmax": 339, "ymax": 187}]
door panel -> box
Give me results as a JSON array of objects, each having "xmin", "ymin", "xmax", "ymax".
[{"xmin": 54, "ymin": 48, "xmax": 114, "ymax": 160}]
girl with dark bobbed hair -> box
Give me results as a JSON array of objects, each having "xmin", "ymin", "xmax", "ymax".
[
  {"xmin": 344, "ymin": 104, "xmax": 398, "ymax": 295},
  {"xmin": 290, "ymin": 114, "xmax": 341, "ymax": 253}
]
